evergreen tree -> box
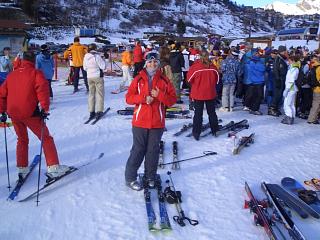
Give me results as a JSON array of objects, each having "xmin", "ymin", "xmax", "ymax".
[
  {"xmin": 22, "ymin": 0, "xmax": 36, "ymax": 17},
  {"xmin": 177, "ymin": 19, "xmax": 186, "ymax": 36}
]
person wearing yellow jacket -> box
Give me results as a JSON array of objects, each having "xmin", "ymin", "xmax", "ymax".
[
  {"xmin": 307, "ymin": 56, "xmax": 320, "ymax": 124},
  {"xmin": 63, "ymin": 37, "xmax": 88, "ymax": 93},
  {"xmin": 119, "ymin": 46, "xmax": 133, "ymax": 90}
]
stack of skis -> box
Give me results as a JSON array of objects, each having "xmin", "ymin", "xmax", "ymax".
[
  {"xmin": 172, "ymin": 119, "xmax": 249, "ymax": 138},
  {"xmin": 117, "ymin": 106, "xmax": 192, "ymax": 119},
  {"xmin": 245, "ymin": 177, "xmax": 320, "ymax": 239}
]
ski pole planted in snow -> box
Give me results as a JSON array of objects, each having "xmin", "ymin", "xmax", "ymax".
[
  {"xmin": 3, "ymin": 114, "xmax": 11, "ymax": 191},
  {"xmin": 36, "ymin": 113, "xmax": 48, "ymax": 206},
  {"xmin": 165, "ymin": 171, "xmax": 198, "ymax": 227}
]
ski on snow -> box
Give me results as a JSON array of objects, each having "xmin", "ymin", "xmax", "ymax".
[
  {"xmin": 158, "ymin": 140, "xmax": 165, "ymax": 169},
  {"xmin": 139, "ymin": 174, "xmax": 171, "ymax": 232},
  {"xmin": 19, "ymin": 153, "xmax": 104, "ymax": 202},
  {"xmin": 171, "ymin": 141, "xmax": 180, "ymax": 170},
  {"xmin": 7, "ymin": 155, "xmax": 40, "ymax": 201},
  {"xmin": 91, "ymin": 107, "xmax": 111, "ymax": 125}
]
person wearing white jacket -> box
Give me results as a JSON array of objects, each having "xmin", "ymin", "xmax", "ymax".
[
  {"xmin": 83, "ymin": 43, "xmax": 107, "ymax": 120},
  {"xmin": 282, "ymin": 55, "xmax": 300, "ymax": 125}
]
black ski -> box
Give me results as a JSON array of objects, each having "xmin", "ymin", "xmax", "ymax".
[
  {"xmin": 117, "ymin": 109, "xmax": 133, "ymax": 115},
  {"xmin": 261, "ymin": 182, "xmax": 307, "ymax": 240},
  {"xmin": 7, "ymin": 155, "xmax": 40, "ymax": 200},
  {"xmin": 91, "ymin": 107, "xmax": 111, "ymax": 125},
  {"xmin": 158, "ymin": 140, "xmax": 165, "ymax": 169},
  {"xmin": 186, "ymin": 122, "xmax": 210, "ymax": 137},
  {"xmin": 266, "ymin": 184, "xmax": 309, "ymax": 219},
  {"xmin": 228, "ymin": 124, "xmax": 249, "ymax": 137},
  {"xmin": 84, "ymin": 116, "xmax": 95, "ymax": 124},
  {"xmin": 202, "ymin": 119, "xmax": 248, "ymax": 138},
  {"xmin": 19, "ymin": 153, "xmax": 104, "ymax": 202},
  {"xmin": 232, "ymin": 133, "xmax": 255, "ymax": 155},
  {"xmin": 201, "ymin": 120, "xmax": 236, "ymax": 137},
  {"xmin": 173, "ymin": 123, "xmax": 193, "ymax": 136},
  {"xmin": 172, "ymin": 141, "xmax": 180, "ymax": 170}
]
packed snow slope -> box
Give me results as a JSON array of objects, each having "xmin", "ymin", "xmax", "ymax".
[{"xmin": 0, "ymin": 67, "xmax": 320, "ymax": 240}]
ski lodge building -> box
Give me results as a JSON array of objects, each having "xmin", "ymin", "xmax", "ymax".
[
  {"xmin": 276, "ymin": 27, "xmax": 318, "ymax": 41},
  {"xmin": 0, "ymin": 20, "xmax": 30, "ymax": 55}
]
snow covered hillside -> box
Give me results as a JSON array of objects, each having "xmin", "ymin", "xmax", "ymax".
[
  {"xmin": 265, "ymin": 0, "xmax": 320, "ymax": 15},
  {"xmin": 0, "ymin": 67, "xmax": 320, "ymax": 239}
]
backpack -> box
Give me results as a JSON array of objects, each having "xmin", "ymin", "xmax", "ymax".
[
  {"xmin": 305, "ymin": 65, "xmax": 320, "ymax": 88},
  {"xmin": 294, "ymin": 66, "xmax": 306, "ymax": 88}
]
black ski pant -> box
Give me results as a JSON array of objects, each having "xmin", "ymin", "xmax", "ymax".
[
  {"xmin": 297, "ymin": 88, "xmax": 313, "ymax": 114},
  {"xmin": 133, "ymin": 62, "xmax": 144, "ymax": 78},
  {"xmin": 192, "ymin": 99, "xmax": 219, "ymax": 137},
  {"xmin": 270, "ymin": 79, "xmax": 285, "ymax": 111},
  {"xmin": 73, "ymin": 66, "xmax": 88, "ymax": 91},
  {"xmin": 244, "ymin": 84, "xmax": 264, "ymax": 111},
  {"xmin": 125, "ymin": 127, "xmax": 164, "ymax": 183}
]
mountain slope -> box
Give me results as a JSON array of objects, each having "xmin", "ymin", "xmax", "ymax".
[{"xmin": 265, "ymin": 0, "xmax": 320, "ymax": 15}]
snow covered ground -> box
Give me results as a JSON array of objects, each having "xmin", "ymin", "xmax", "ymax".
[{"xmin": 0, "ymin": 67, "xmax": 320, "ymax": 240}]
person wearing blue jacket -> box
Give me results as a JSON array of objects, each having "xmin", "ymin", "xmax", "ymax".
[
  {"xmin": 0, "ymin": 47, "xmax": 13, "ymax": 85},
  {"xmin": 244, "ymin": 53, "xmax": 266, "ymax": 115},
  {"xmin": 220, "ymin": 49, "xmax": 240, "ymax": 111},
  {"xmin": 36, "ymin": 44, "xmax": 54, "ymax": 98}
]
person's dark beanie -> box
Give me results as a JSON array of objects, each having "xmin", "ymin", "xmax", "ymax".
[
  {"xmin": 278, "ymin": 45, "xmax": 287, "ymax": 53},
  {"xmin": 74, "ymin": 36, "xmax": 80, "ymax": 42},
  {"xmin": 23, "ymin": 51, "xmax": 36, "ymax": 63}
]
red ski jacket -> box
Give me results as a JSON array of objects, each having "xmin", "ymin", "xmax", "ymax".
[
  {"xmin": 187, "ymin": 60, "xmax": 219, "ymax": 100},
  {"xmin": 133, "ymin": 44, "xmax": 143, "ymax": 63},
  {"xmin": 0, "ymin": 60, "xmax": 50, "ymax": 120},
  {"xmin": 126, "ymin": 69, "xmax": 176, "ymax": 129}
]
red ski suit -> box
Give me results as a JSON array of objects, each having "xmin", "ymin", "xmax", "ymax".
[
  {"xmin": 187, "ymin": 61, "xmax": 220, "ymax": 100},
  {"xmin": 0, "ymin": 60, "xmax": 59, "ymax": 167},
  {"xmin": 126, "ymin": 69, "xmax": 177, "ymax": 129}
]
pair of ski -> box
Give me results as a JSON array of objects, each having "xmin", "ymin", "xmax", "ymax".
[
  {"xmin": 158, "ymin": 141, "xmax": 180, "ymax": 170},
  {"xmin": 232, "ymin": 133, "xmax": 255, "ymax": 155},
  {"xmin": 245, "ymin": 182, "xmax": 306, "ymax": 240},
  {"xmin": 84, "ymin": 107, "xmax": 111, "ymax": 125},
  {"xmin": 8, "ymin": 153, "xmax": 104, "ymax": 202},
  {"xmin": 139, "ymin": 174, "xmax": 171, "ymax": 232}
]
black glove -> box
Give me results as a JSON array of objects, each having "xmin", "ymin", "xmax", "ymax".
[
  {"xmin": 0, "ymin": 113, "xmax": 7, "ymax": 123},
  {"xmin": 40, "ymin": 109, "xmax": 50, "ymax": 120}
]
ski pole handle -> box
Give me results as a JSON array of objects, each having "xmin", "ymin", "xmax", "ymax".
[{"xmin": 203, "ymin": 151, "xmax": 217, "ymax": 156}]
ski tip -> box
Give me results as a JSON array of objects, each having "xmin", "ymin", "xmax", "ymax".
[{"xmin": 98, "ymin": 152, "xmax": 104, "ymax": 159}]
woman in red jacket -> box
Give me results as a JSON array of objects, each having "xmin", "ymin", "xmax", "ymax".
[
  {"xmin": 187, "ymin": 50, "xmax": 220, "ymax": 140},
  {"xmin": 125, "ymin": 51, "xmax": 176, "ymax": 191}
]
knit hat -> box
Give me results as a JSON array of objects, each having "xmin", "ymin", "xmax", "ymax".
[
  {"xmin": 23, "ymin": 50, "xmax": 36, "ymax": 63},
  {"xmin": 40, "ymin": 44, "xmax": 49, "ymax": 52},
  {"xmin": 144, "ymin": 51, "xmax": 160, "ymax": 68},
  {"xmin": 88, "ymin": 43, "xmax": 97, "ymax": 52},
  {"xmin": 278, "ymin": 45, "xmax": 287, "ymax": 53}
]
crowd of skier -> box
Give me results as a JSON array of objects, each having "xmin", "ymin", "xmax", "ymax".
[{"xmin": 0, "ymin": 36, "xmax": 320, "ymax": 191}]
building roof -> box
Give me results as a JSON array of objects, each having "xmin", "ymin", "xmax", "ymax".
[
  {"xmin": 277, "ymin": 28, "xmax": 307, "ymax": 36},
  {"xmin": 0, "ymin": 20, "xmax": 30, "ymax": 30}
]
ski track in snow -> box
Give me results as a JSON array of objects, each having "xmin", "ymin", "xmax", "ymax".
[{"xmin": 0, "ymin": 66, "xmax": 320, "ymax": 240}]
